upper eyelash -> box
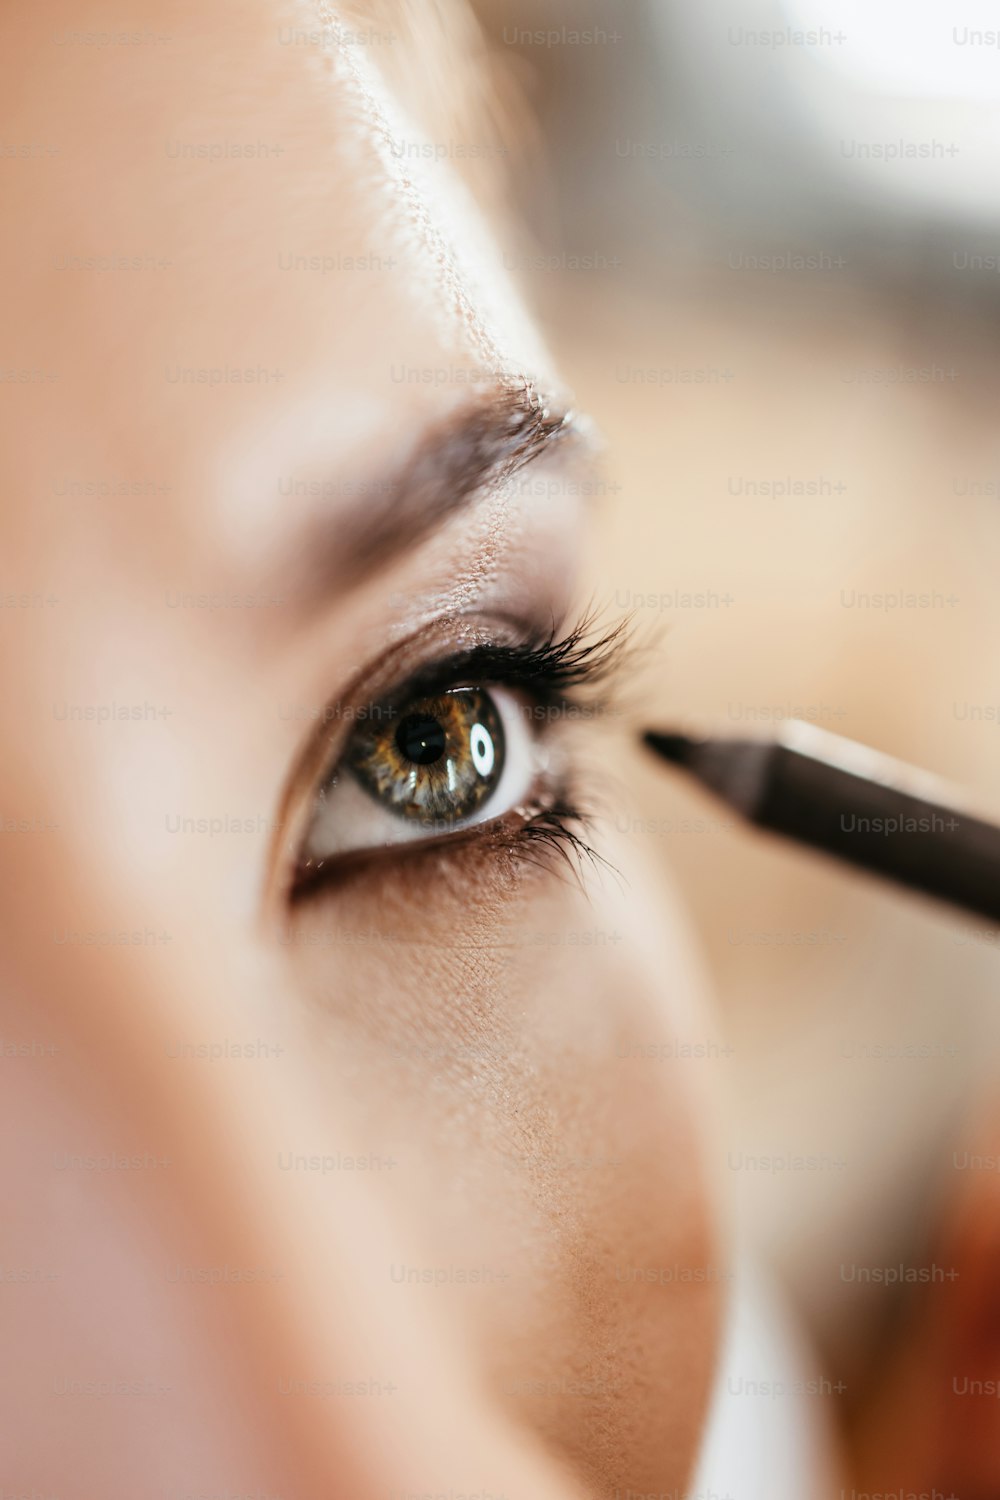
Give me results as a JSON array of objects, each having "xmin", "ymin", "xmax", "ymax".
[{"xmin": 371, "ymin": 608, "xmax": 634, "ymax": 717}]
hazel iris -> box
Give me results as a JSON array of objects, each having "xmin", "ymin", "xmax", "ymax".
[{"xmin": 348, "ymin": 688, "xmax": 505, "ymax": 824}]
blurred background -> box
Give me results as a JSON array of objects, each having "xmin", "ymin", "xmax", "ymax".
[{"xmin": 469, "ymin": 0, "xmax": 1000, "ymax": 1416}]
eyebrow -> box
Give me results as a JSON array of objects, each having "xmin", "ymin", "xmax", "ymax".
[{"xmin": 288, "ymin": 383, "xmax": 588, "ymax": 610}]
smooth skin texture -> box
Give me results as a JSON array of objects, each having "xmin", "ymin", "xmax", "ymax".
[{"xmin": 0, "ymin": 3, "xmax": 723, "ymax": 1495}]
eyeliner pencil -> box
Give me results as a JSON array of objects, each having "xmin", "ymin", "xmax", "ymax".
[{"xmin": 643, "ymin": 721, "xmax": 1000, "ymax": 923}]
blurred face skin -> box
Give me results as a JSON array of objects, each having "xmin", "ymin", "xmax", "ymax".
[{"xmin": 0, "ymin": 3, "xmax": 723, "ymax": 1497}]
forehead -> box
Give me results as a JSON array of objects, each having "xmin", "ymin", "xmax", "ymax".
[{"xmin": 0, "ymin": 0, "xmax": 552, "ymax": 577}]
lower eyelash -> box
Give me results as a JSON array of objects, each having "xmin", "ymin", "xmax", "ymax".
[
  {"xmin": 291, "ymin": 778, "xmax": 612, "ymax": 905},
  {"xmin": 503, "ymin": 794, "xmax": 621, "ymax": 892}
]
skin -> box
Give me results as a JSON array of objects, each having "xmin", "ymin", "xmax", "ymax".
[{"xmin": 0, "ymin": 3, "xmax": 723, "ymax": 1496}]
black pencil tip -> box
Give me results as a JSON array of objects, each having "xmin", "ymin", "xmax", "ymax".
[{"xmin": 642, "ymin": 730, "xmax": 699, "ymax": 767}]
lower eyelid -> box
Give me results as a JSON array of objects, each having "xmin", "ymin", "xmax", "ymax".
[{"xmin": 290, "ymin": 782, "xmax": 569, "ymax": 904}]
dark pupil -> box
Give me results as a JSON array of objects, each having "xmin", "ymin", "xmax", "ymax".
[{"xmin": 395, "ymin": 712, "xmax": 446, "ymax": 766}]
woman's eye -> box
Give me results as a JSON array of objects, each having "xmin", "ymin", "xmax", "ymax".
[{"xmin": 299, "ymin": 684, "xmax": 543, "ymax": 869}]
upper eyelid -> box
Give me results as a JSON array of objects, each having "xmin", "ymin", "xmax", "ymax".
[
  {"xmin": 315, "ymin": 618, "xmax": 560, "ymax": 750},
  {"xmin": 321, "ymin": 614, "xmax": 630, "ymax": 743},
  {"xmin": 364, "ymin": 644, "xmax": 577, "ymax": 716}
]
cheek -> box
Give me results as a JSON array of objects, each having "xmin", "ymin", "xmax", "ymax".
[
  {"xmin": 488, "ymin": 837, "xmax": 725, "ymax": 1492},
  {"xmin": 286, "ymin": 832, "xmax": 725, "ymax": 1495}
]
